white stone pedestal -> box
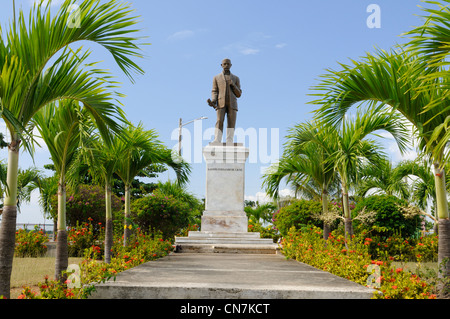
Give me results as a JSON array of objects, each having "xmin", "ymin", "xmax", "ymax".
[
  {"xmin": 174, "ymin": 143, "xmax": 279, "ymax": 254},
  {"xmin": 201, "ymin": 143, "xmax": 249, "ymax": 232}
]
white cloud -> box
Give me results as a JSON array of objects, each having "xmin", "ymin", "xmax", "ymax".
[
  {"xmin": 167, "ymin": 30, "xmax": 195, "ymax": 41},
  {"xmin": 240, "ymin": 47, "xmax": 260, "ymax": 55},
  {"xmin": 275, "ymin": 43, "xmax": 287, "ymax": 49},
  {"xmin": 245, "ymin": 189, "xmax": 295, "ymax": 205},
  {"xmin": 245, "ymin": 192, "xmax": 271, "ymax": 204}
]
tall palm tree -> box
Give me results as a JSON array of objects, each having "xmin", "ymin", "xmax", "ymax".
[
  {"xmin": 263, "ymin": 121, "xmax": 339, "ymax": 239},
  {"xmin": 404, "ymin": 2, "xmax": 450, "ymax": 295},
  {"xmin": 32, "ymin": 100, "xmax": 100, "ymax": 280},
  {"xmin": 296, "ymin": 106, "xmax": 409, "ymax": 239},
  {"xmin": 310, "ymin": 47, "xmax": 449, "ymax": 295},
  {"xmin": 113, "ymin": 123, "xmax": 191, "ymax": 246},
  {"xmin": 74, "ymin": 131, "xmax": 122, "ymax": 264},
  {"xmin": 0, "ymin": 0, "xmax": 145, "ymax": 297}
]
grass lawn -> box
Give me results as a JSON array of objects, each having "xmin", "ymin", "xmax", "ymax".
[{"xmin": 10, "ymin": 257, "xmax": 84, "ymax": 299}]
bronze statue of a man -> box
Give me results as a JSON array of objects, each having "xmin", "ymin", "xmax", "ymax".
[{"xmin": 208, "ymin": 58, "xmax": 242, "ymax": 144}]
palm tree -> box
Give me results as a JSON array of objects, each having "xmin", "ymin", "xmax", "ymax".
[
  {"xmin": 33, "ymin": 174, "xmax": 59, "ymax": 241},
  {"xmin": 113, "ymin": 123, "xmax": 191, "ymax": 246},
  {"xmin": 16, "ymin": 167, "xmax": 41, "ymax": 213},
  {"xmin": 245, "ymin": 202, "xmax": 277, "ymax": 225},
  {"xmin": 394, "ymin": 159, "xmax": 450, "ymax": 230},
  {"xmin": 74, "ymin": 131, "xmax": 123, "ymax": 264},
  {"xmin": 296, "ymin": 106, "xmax": 409, "ymax": 239},
  {"xmin": 404, "ymin": 2, "xmax": 450, "ymax": 295},
  {"xmin": 263, "ymin": 121, "xmax": 339, "ymax": 239},
  {"xmin": 310, "ymin": 47, "xmax": 449, "ymax": 295},
  {"xmin": 33, "ymin": 100, "xmax": 100, "ymax": 280},
  {"xmin": 156, "ymin": 180, "xmax": 202, "ymax": 212},
  {"xmin": 0, "ymin": 0, "xmax": 145, "ymax": 297},
  {"xmin": 356, "ymin": 158, "xmax": 410, "ymax": 200}
]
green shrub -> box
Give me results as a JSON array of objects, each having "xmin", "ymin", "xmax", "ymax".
[
  {"xmin": 353, "ymin": 195, "xmax": 422, "ymax": 239},
  {"xmin": 130, "ymin": 189, "xmax": 192, "ymax": 239},
  {"xmin": 15, "ymin": 226, "xmax": 49, "ymax": 257},
  {"xmin": 273, "ymin": 200, "xmax": 323, "ymax": 236}
]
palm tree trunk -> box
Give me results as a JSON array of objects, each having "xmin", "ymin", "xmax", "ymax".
[
  {"xmin": 0, "ymin": 140, "xmax": 20, "ymax": 298},
  {"xmin": 55, "ymin": 177, "xmax": 68, "ymax": 282},
  {"xmin": 342, "ymin": 185, "xmax": 353, "ymax": 240},
  {"xmin": 434, "ymin": 162, "xmax": 450, "ymax": 298},
  {"xmin": 322, "ymin": 189, "xmax": 330, "ymax": 240},
  {"xmin": 105, "ymin": 183, "xmax": 113, "ymax": 263},
  {"xmin": 123, "ymin": 184, "xmax": 131, "ymax": 246}
]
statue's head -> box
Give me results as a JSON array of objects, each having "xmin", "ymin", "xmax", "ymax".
[{"xmin": 221, "ymin": 59, "xmax": 232, "ymax": 71}]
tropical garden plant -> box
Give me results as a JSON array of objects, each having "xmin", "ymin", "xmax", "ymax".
[
  {"xmin": 352, "ymin": 194, "xmax": 422, "ymax": 239},
  {"xmin": 14, "ymin": 226, "xmax": 49, "ymax": 258},
  {"xmin": 355, "ymin": 158, "xmax": 411, "ymax": 201},
  {"xmin": 0, "ymin": 0, "xmax": 146, "ymax": 298},
  {"xmin": 278, "ymin": 106, "xmax": 409, "ymax": 240},
  {"xmin": 112, "ymin": 123, "xmax": 190, "ymax": 246},
  {"xmin": 281, "ymin": 226, "xmax": 438, "ymax": 299},
  {"xmin": 130, "ymin": 189, "xmax": 192, "ymax": 240},
  {"xmin": 309, "ymin": 46, "xmax": 450, "ymax": 297},
  {"xmin": 262, "ymin": 121, "xmax": 339, "ymax": 239}
]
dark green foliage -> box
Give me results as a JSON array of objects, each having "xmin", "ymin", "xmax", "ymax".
[
  {"xmin": 353, "ymin": 195, "xmax": 422, "ymax": 238},
  {"xmin": 130, "ymin": 189, "xmax": 192, "ymax": 239},
  {"xmin": 273, "ymin": 200, "xmax": 323, "ymax": 236},
  {"xmin": 51, "ymin": 184, "xmax": 123, "ymax": 232}
]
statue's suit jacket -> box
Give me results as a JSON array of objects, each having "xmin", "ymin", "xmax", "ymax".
[{"xmin": 211, "ymin": 72, "xmax": 242, "ymax": 110}]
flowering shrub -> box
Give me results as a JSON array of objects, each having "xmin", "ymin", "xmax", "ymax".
[
  {"xmin": 80, "ymin": 229, "xmax": 173, "ymax": 285},
  {"xmin": 15, "ymin": 226, "xmax": 49, "ymax": 257},
  {"xmin": 281, "ymin": 226, "xmax": 437, "ymax": 299},
  {"xmin": 17, "ymin": 229, "xmax": 173, "ymax": 299},
  {"xmin": 67, "ymin": 218, "xmax": 104, "ymax": 257},
  {"xmin": 248, "ymin": 219, "xmax": 280, "ymax": 243},
  {"xmin": 357, "ymin": 227, "xmax": 438, "ymax": 263}
]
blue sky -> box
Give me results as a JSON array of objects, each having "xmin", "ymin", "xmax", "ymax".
[{"xmin": 0, "ymin": 0, "xmax": 431, "ymax": 224}]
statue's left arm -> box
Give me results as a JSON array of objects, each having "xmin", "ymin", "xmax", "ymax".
[{"xmin": 231, "ymin": 76, "xmax": 242, "ymax": 98}]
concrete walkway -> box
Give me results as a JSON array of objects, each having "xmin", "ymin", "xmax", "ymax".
[{"xmin": 89, "ymin": 253, "xmax": 376, "ymax": 299}]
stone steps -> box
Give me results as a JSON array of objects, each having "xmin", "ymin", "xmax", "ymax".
[
  {"xmin": 174, "ymin": 231, "xmax": 279, "ymax": 254},
  {"xmin": 88, "ymin": 253, "xmax": 378, "ymax": 299}
]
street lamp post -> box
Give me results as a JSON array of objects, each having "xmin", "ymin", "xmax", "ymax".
[{"xmin": 178, "ymin": 116, "xmax": 208, "ymax": 155}]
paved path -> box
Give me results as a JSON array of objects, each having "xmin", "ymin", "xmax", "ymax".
[{"xmin": 89, "ymin": 253, "xmax": 376, "ymax": 299}]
